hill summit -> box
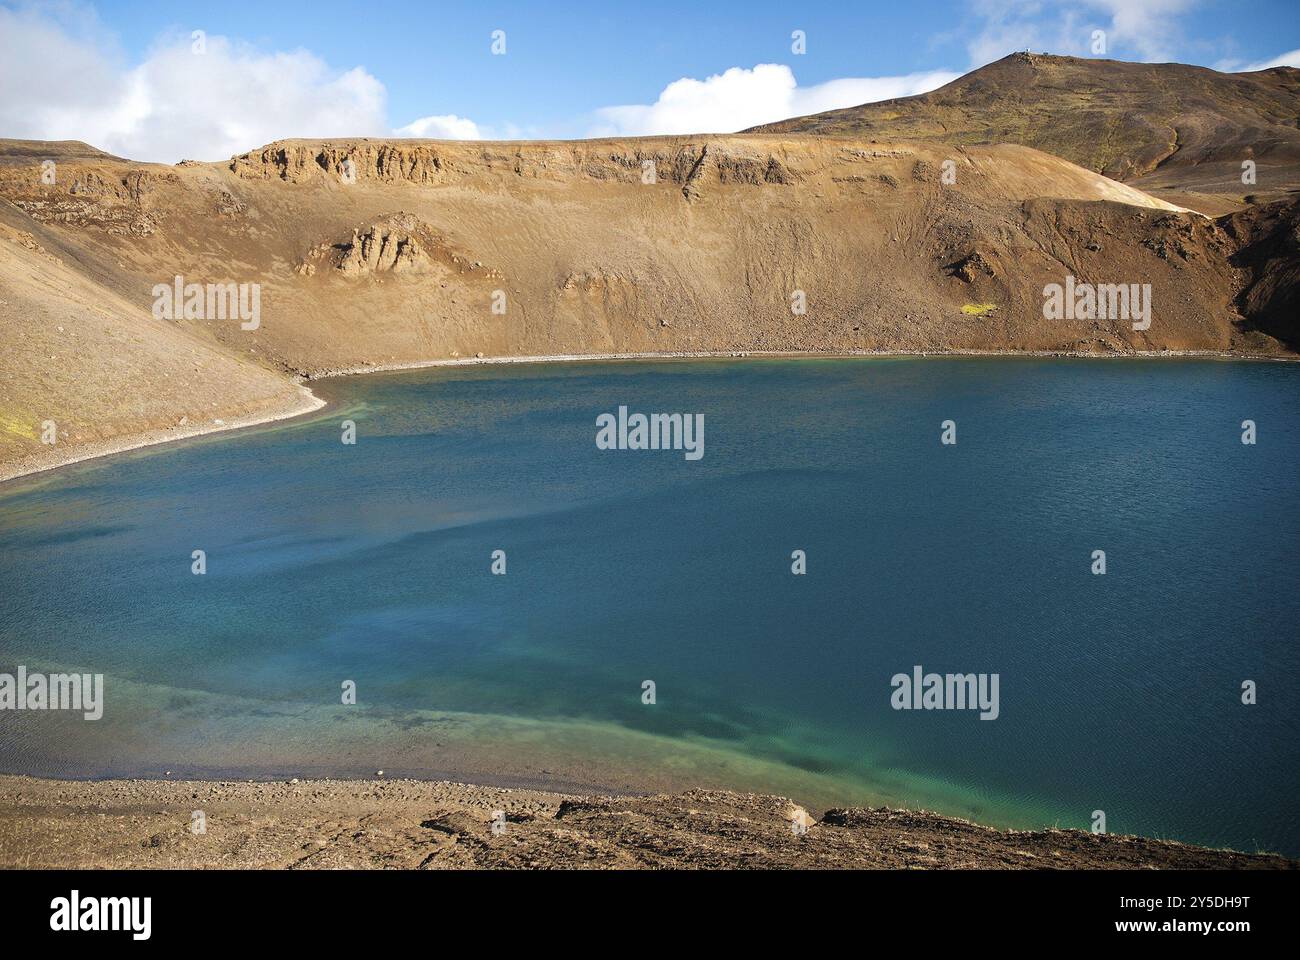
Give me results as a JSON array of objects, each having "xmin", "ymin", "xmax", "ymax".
[{"xmin": 752, "ymin": 52, "xmax": 1300, "ymax": 212}]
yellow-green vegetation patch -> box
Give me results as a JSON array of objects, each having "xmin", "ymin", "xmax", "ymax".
[
  {"xmin": 961, "ymin": 303, "xmax": 998, "ymax": 316},
  {"xmin": 0, "ymin": 412, "xmax": 37, "ymax": 440}
]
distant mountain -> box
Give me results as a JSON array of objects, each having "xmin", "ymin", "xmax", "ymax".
[{"xmin": 751, "ymin": 52, "xmax": 1300, "ymax": 213}]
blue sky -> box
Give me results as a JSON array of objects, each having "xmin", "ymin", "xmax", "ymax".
[{"xmin": 2, "ymin": 0, "xmax": 1299, "ymax": 160}]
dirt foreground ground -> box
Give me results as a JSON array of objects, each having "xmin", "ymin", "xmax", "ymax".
[{"xmin": 0, "ymin": 775, "xmax": 1291, "ymax": 869}]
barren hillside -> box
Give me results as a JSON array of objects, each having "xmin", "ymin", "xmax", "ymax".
[{"xmin": 1, "ymin": 130, "xmax": 1296, "ymax": 480}]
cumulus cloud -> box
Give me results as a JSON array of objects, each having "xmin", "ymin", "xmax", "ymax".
[
  {"xmin": 393, "ymin": 114, "xmax": 484, "ymax": 140},
  {"xmin": 0, "ymin": 4, "xmax": 390, "ymax": 162},
  {"xmin": 588, "ymin": 64, "xmax": 959, "ymax": 137}
]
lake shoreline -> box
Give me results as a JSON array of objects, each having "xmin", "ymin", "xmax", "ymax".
[
  {"xmin": 4, "ymin": 347, "xmax": 1296, "ymax": 489},
  {"xmin": 0, "ymin": 387, "xmax": 326, "ymax": 488}
]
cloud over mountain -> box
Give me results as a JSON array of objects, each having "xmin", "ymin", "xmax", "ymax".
[{"xmin": 588, "ymin": 64, "xmax": 959, "ymax": 137}]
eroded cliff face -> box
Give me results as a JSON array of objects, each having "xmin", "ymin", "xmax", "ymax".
[
  {"xmin": 1, "ymin": 166, "xmax": 176, "ymax": 236},
  {"xmin": 0, "ymin": 133, "xmax": 1294, "ymax": 475},
  {"xmin": 232, "ymin": 141, "xmax": 455, "ymax": 185},
  {"xmin": 1223, "ymin": 197, "xmax": 1300, "ymax": 350},
  {"xmin": 227, "ymin": 137, "xmax": 801, "ymax": 198}
]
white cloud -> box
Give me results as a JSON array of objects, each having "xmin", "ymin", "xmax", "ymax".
[
  {"xmin": 1234, "ymin": 48, "xmax": 1300, "ymax": 71},
  {"xmin": 1087, "ymin": 0, "xmax": 1197, "ymax": 62},
  {"xmin": 588, "ymin": 64, "xmax": 960, "ymax": 137},
  {"xmin": 965, "ymin": 0, "xmax": 1197, "ymax": 66},
  {"xmin": 0, "ymin": 5, "xmax": 391, "ymax": 162},
  {"xmin": 393, "ymin": 114, "xmax": 484, "ymax": 139},
  {"xmin": 966, "ymin": 2, "xmax": 1086, "ymax": 66}
]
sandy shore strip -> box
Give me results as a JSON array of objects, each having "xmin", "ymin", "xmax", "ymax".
[
  {"xmin": 307, "ymin": 346, "xmax": 1300, "ymax": 380},
  {"xmin": 0, "ymin": 774, "xmax": 1291, "ymax": 869},
  {"xmin": 0, "ymin": 385, "xmax": 325, "ymax": 488},
  {"xmin": 4, "ymin": 347, "xmax": 1296, "ymax": 489}
]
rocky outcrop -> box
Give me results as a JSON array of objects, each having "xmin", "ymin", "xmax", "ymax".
[
  {"xmin": 338, "ymin": 225, "xmax": 425, "ymax": 276},
  {"xmin": 294, "ymin": 213, "xmax": 503, "ymax": 284},
  {"xmin": 292, "ymin": 213, "xmax": 435, "ymax": 277},
  {"xmin": 1224, "ymin": 197, "xmax": 1300, "ymax": 349},
  {"xmin": 949, "ymin": 251, "xmax": 996, "ymax": 283},
  {"xmin": 7, "ymin": 194, "xmax": 158, "ymax": 236},
  {"xmin": 230, "ymin": 142, "xmax": 454, "ymax": 184},
  {"xmin": 0, "ymin": 165, "xmax": 171, "ymax": 236}
]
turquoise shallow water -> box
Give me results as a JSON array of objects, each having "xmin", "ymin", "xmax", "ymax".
[{"xmin": 2, "ymin": 357, "xmax": 1298, "ymax": 854}]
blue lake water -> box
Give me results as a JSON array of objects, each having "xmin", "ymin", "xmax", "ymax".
[{"xmin": 1, "ymin": 357, "xmax": 1298, "ymax": 855}]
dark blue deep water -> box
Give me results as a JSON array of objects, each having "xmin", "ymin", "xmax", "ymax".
[{"xmin": 2, "ymin": 358, "xmax": 1298, "ymax": 854}]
